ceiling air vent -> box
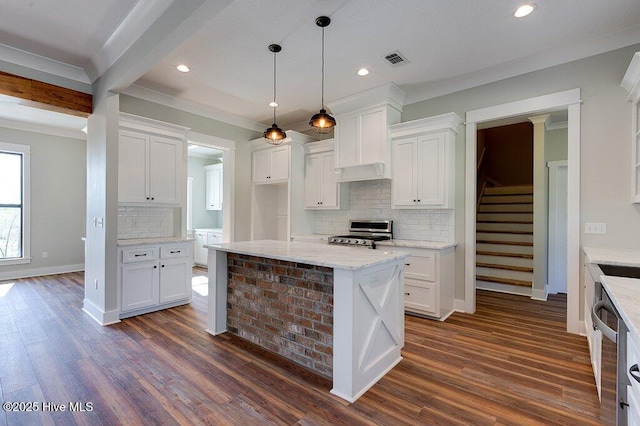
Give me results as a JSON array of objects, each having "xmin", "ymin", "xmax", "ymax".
[{"xmin": 383, "ymin": 51, "xmax": 409, "ymax": 66}]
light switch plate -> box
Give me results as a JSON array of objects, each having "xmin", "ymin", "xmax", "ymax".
[{"xmin": 585, "ymin": 222, "xmax": 606, "ymax": 235}]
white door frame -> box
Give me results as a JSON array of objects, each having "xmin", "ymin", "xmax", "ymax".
[
  {"xmin": 548, "ymin": 160, "xmax": 568, "ymax": 295},
  {"xmin": 465, "ymin": 88, "xmax": 582, "ymax": 334},
  {"xmin": 187, "ymin": 131, "xmax": 236, "ymax": 243}
]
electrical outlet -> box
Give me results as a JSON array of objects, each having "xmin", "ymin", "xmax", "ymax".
[
  {"xmin": 42, "ymin": 252, "xmax": 48, "ymax": 258},
  {"xmin": 585, "ymin": 222, "xmax": 607, "ymax": 235}
]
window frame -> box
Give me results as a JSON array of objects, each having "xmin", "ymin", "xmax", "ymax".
[{"xmin": 0, "ymin": 142, "xmax": 31, "ymax": 265}]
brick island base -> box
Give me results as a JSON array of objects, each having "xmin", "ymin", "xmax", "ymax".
[
  {"xmin": 226, "ymin": 253, "xmax": 334, "ymax": 378},
  {"xmin": 206, "ymin": 241, "xmax": 407, "ymax": 403}
]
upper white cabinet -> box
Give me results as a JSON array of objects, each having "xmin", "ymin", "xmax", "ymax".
[
  {"xmin": 205, "ymin": 163, "xmax": 223, "ymax": 210},
  {"xmin": 118, "ymin": 113, "xmax": 189, "ymax": 206},
  {"xmin": 252, "ymin": 145, "xmax": 289, "ymax": 183},
  {"xmin": 621, "ymin": 51, "xmax": 640, "ymax": 203},
  {"xmin": 249, "ymin": 132, "xmax": 316, "ymax": 241},
  {"xmin": 390, "ymin": 113, "xmax": 462, "ymax": 209},
  {"xmin": 328, "ymin": 83, "xmax": 405, "ymax": 182},
  {"xmin": 304, "ymin": 140, "xmax": 348, "ymax": 210}
]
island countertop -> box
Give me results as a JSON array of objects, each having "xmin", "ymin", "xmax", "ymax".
[{"xmin": 206, "ymin": 239, "xmax": 409, "ymax": 270}]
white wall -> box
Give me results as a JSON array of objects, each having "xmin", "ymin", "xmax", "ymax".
[
  {"xmin": 402, "ymin": 43, "xmax": 640, "ymax": 301},
  {"xmin": 0, "ymin": 127, "xmax": 86, "ymax": 279}
]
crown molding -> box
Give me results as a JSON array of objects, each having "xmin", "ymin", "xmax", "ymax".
[
  {"xmin": 405, "ymin": 24, "xmax": 640, "ymax": 106},
  {"xmin": 0, "ymin": 44, "xmax": 90, "ymax": 85},
  {"xmin": 122, "ymin": 84, "xmax": 265, "ymax": 133},
  {"xmin": 0, "ymin": 117, "xmax": 87, "ymax": 140}
]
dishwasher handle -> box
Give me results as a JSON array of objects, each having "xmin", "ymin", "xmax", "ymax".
[{"xmin": 591, "ymin": 300, "xmax": 618, "ymax": 343}]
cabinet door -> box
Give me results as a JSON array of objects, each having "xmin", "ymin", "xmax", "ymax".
[
  {"xmin": 360, "ymin": 107, "xmax": 386, "ymax": 165},
  {"xmin": 304, "ymin": 154, "xmax": 323, "ymax": 207},
  {"xmin": 252, "ymin": 150, "xmax": 270, "ymax": 183},
  {"xmin": 194, "ymin": 232, "xmax": 207, "ymax": 266},
  {"xmin": 269, "ymin": 146, "xmax": 290, "ymax": 181},
  {"xmin": 404, "ymin": 279, "xmax": 437, "ymax": 315},
  {"xmin": 118, "ymin": 130, "xmax": 148, "ymax": 203},
  {"xmin": 121, "ymin": 261, "xmax": 159, "ymax": 312},
  {"xmin": 320, "ymin": 152, "xmax": 338, "ymax": 207},
  {"xmin": 149, "ymin": 136, "xmax": 182, "ymax": 204},
  {"xmin": 335, "ymin": 114, "xmax": 358, "ymax": 167},
  {"xmin": 159, "ymin": 257, "xmax": 191, "ymax": 304},
  {"xmin": 391, "ymin": 137, "xmax": 418, "ymax": 207},
  {"xmin": 417, "ymin": 133, "xmax": 446, "ymax": 207},
  {"xmin": 206, "ymin": 164, "xmax": 223, "ymax": 210}
]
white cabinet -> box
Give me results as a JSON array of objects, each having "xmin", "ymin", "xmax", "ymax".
[
  {"xmin": 328, "ymin": 83, "xmax": 405, "ymax": 182},
  {"xmin": 252, "ymin": 145, "xmax": 289, "ymax": 183},
  {"xmin": 621, "ymin": 51, "xmax": 640, "ymax": 203},
  {"xmin": 304, "ymin": 140, "xmax": 347, "ymax": 210},
  {"xmin": 205, "ymin": 163, "xmax": 223, "ymax": 210},
  {"xmin": 396, "ymin": 245, "xmax": 455, "ymax": 320},
  {"xmin": 193, "ymin": 229, "xmax": 222, "ymax": 266},
  {"xmin": 390, "ymin": 113, "xmax": 462, "ymax": 209},
  {"xmin": 118, "ymin": 114, "xmax": 188, "ymax": 206},
  {"xmin": 118, "ymin": 242, "xmax": 192, "ymax": 318}
]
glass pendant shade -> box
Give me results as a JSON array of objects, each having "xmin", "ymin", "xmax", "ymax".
[
  {"xmin": 263, "ymin": 123, "xmax": 287, "ymax": 144},
  {"xmin": 264, "ymin": 44, "xmax": 286, "ymax": 144},
  {"xmin": 309, "ymin": 109, "xmax": 336, "ymax": 134},
  {"xmin": 310, "ymin": 16, "xmax": 336, "ymax": 134}
]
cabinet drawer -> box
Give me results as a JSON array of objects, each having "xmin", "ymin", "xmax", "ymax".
[
  {"xmin": 122, "ymin": 247, "xmax": 157, "ymax": 263},
  {"xmin": 404, "ymin": 281, "xmax": 436, "ymax": 315},
  {"xmin": 160, "ymin": 245, "xmax": 190, "ymax": 259},
  {"xmin": 404, "ymin": 253, "xmax": 435, "ymax": 281}
]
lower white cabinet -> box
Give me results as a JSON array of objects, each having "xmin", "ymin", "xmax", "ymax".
[
  {"xmin": 194, "ymin": 229, "xmax": 222, "ymax": 266},
  {"xmin": 397, "ymin": 245, "xmax": 455, "ymax": 320},
  {"xmin": 119, "ymin": 241, "xmax": 192, "ymax": 318}
]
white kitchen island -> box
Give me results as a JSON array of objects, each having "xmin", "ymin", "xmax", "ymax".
[{"xmin": 206, "ymin": 240, "xmax": 408, "ymax": 403}]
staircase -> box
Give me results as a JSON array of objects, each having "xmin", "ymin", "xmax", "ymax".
[{"xmin": 476, "ymin": 185, "xmax": 534, "ymax": 295}]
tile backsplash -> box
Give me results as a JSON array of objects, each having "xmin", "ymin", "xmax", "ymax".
[
  {"xmin": 313, "ymin": 180, "xmax": 454, "ymax": 242},
  {"xmin": 118, "ymin": 206, "xmax": 174, "ymax": 239}
]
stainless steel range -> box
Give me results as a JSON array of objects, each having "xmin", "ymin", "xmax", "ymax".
[{"xmin": 328, "ymin": 220, "xmax": 392, "ymax": 249}]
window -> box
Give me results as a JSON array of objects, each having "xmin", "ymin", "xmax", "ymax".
[{"xmin": 0, "ymin": 142, "xmax": 30, "ymax": 265}]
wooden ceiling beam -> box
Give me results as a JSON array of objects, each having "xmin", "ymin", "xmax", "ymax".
[{"xmin": 0, "ymin": 71, "xmax": 92, "ymax": 117}]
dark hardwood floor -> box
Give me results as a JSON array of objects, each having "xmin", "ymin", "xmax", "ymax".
[{"xmin": 0, "ymin": 269, "xmax": 612, "ymax": 425}]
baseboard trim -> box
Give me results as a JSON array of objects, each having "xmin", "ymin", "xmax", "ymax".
[
  {"xmin": 0, "ymin": 263, "xmax": 84, "ymax": 281},
  {"xmin": 531, "ymin": 287, "xmax": 548, "ymax": 301},
  {"xmin": 476, "ymin": 280, "xmax": 533, "ymax": 297},
  {"xmin": 82, "ymin": 298, "xmax": 121, "ymax": 326}
]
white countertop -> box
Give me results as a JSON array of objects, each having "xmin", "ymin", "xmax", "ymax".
[
  {"xmin": 290, "ymin": 234, "xmax": 456, "ymax": 250},
  {"xmin": 601, "ymin": 275, "xmax": 640, "ymax": 338},
  {"xmin": 118, "ymin": 237, "xmax": 194, "ymax": 247},
  {"xmin": 584, "ymin": 246, "xmax": 640, "ymax": 267},
  {"xmin": 206, "ymin": 239, "xmax": 409, "ymax": 270}
]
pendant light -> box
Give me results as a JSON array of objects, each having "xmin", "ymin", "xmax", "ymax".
[
  {"xmin": 309, "ymin": 16, "xmax": 336, "ymax": 134},
  {"xmin": 264, "ymin": 44, "xmax": 287, "ymax": 144}
]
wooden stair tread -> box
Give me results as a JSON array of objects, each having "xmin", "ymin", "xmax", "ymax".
[
  {"xmin": 476, "ymin": 240, "xmax": 533, "ymax": 247},
  {"xmin": 476, "ymin": 230, "xmax": 533, "ymax": 235},
  {"xmin": 476, "ymin": 275, "xmax": 533, "ymax": 287},
  {"xmin": 476, "ymin": 210, "xmax": 533, "ymax": 214},
  {"xmin": 476, "ymin": 250, "xmax": 534, "ymax": 259},
  {"xmin": 476, "ymin": 220, "xmax": 534, "ymax": 224},
  {"xmin": 479, "ymin": 202, "xmax": 533, "ymax": 205},
  {"xmin": 476, "ymin": 262, "xmax": 534, "ymax": 273}
]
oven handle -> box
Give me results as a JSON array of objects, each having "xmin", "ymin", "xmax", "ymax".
[{"xmin": 591, "ymin": 300, "xmax": 618, "ymax": 343}]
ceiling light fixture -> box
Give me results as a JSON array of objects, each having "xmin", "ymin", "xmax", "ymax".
[
  {"xmin": 176, "ymin": 64, "xmax": 190, "ymax": 72},
  {"xmin": 263, "ymin": 44, "xmax": 287, "ymax": 144},
  {"xmin": 514, "ymin": 4, "xmax": 536, "ymax": 18},
  {"xmin": 309, "ymin": 16, "xmax": 336, "ymax": 134},
  {"xmin": 357, "ymin": 68, "xmax": 369, "ymax": 76}
]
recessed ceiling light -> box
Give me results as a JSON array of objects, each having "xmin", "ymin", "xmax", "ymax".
[
  {"xmin": 357, "ymin": 68, "xmax": 370, "ymax": 76},
  {"xmin": 176, "ymin": 64, "xmax": 190, "ymax": 73},
  {"xmin": 269, "ymin": 101, "xmax": 278, "ymax": 107},
  {"xmin": 514, "ymin": 4, "xmax": 536, "ymax": 18}
]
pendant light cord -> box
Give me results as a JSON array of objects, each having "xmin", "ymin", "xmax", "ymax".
[
  {"xmin": 321, "ymin": 26, "xmax": 325, "ymax": 110},
  {"xmin": 273, "ymin": 49, "xmax": 277, "ymax": 123}
]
